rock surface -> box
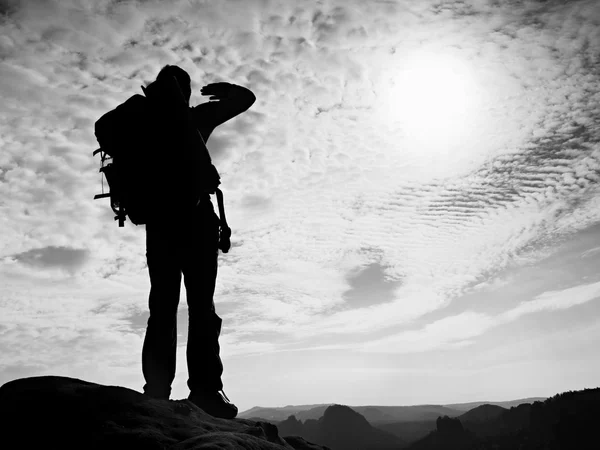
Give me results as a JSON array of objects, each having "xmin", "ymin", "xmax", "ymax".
[{"xmin": 0, "ymin": 376, "xmax": 328, "ymax": 450}]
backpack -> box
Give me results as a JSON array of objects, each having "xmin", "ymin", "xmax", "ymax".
[
  {"xmin": 93, "ymin": 76, "xmax": 218, "ymax": 227},
  {"xmin": 93, "ymin": 77, "xmax": 231, "ymax": 252},
  {"xmin": 93, "ymin": 94, "xmax": 152, "ymax": 227}
]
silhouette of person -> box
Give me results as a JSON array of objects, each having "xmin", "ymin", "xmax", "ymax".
[{"xmin": 140, "ymin": 65, "xmax": 255, "ymax": 419}]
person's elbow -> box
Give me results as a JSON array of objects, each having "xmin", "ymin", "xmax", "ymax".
[{"xmin": 242, "ymin": 87, "xmax": 256, "ymax": 109}]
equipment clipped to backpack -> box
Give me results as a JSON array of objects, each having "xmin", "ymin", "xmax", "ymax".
[
  {"xmin": 93, "ymin": 77, "xmax": 232, "ymax": 253},
  {"xmin": 93, "ymin": 148, "xmax": 125, "ymax": 226}
]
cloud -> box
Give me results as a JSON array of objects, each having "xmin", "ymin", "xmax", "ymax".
[
  {"xmin": 359, "ymin": 311, "xmax": 495, "ymax": 353},
  {"xmin": 581, "ymin": 246, "xmax": 600, "ymax": 259},
  {"xmin": 0, "ymin": 0, "xmax": 19, "ymax": 20},
  {"xmin": 358, "ymin": 280, "xmax": 600, "ymax": 354},
  {"xmin": 0, "ymin": 0, "xmax": 599, "ymax": 371},
  {"xmin": 341, "ymin": 261, "xmax": 401, "ymax": 309},
  {"xmin": 0, "ymin": 264, "xmax": 151, "ymax": 388},
  {"xmin": 500, "ymin": 280, "xmax": 600, "ymax": 322},
  {"xmin": 10, "ymin": 246, "xmax": 89, "ymax": 273}
]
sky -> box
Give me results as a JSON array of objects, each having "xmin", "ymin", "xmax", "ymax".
[{"xmin": 1, "ymin": 0, "xmax": 600, "ymax": 413}]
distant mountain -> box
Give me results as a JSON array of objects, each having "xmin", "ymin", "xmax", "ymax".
[
  {"xmin": 239, "ymin": 397, "xmax": 545, "ymax": 423},
  {"xmin": 319, "ymin": 405, "xmax": 404, "ymax": 450},
  {"xmin": 374, "ymin": 405, "xmax": 510, "ymax": 447},
  {"xmin": 278, "ymin": 404, "xmax": 405, "ymax": 450},
  {"xmin": 374, "ymin": 420, "xmax": 437, "ymax": 445},
  {"xmin": 409, "ymin": 416, "xmax": 476, "ymax": 450},
  {"xmin": 278, "ymin": 416, "xmax": 306, "ymax": 439},
  {"xmin": 459, "ymin": 404, "xmax": 507, "ymax": 423},
  {"xmin": 406, "ymin": 402, "xmax": 539, "ymax": 449},
  {"xmin": 373, "ymin": 400, "xmax": 548, "ymax": 446},
  {"xmin": 408, "ymin": 388, "xmax": 600, "ymax": 449},
  {"xmin": 354, "ymin": 406, "xmax": 396, "ymax": 422},
  {"xmin": 460, "ymin": 402, "xmax": 532, "ymax": 439},
  {"xmin": 294, "ymin": 405, "xmax": 334, "ymax": 422},
  {"xmin": 352, "ymin": 405, "xmax": 463, "ymax": 423},
  {"xmin": 239, "ymin": 404, "xmax": 332, "ymax": 422},
  {"xmin": 443, "ymin": 397, "xmax": 546, "ymax": 412},
  {"xmin": 240, "ymin": 403, "xmax": 464, "ymax": 423}
]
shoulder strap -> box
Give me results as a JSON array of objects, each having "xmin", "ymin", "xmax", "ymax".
[{"xmin": 215, "ymin": 188, "xmax": 231, "ymax": 253}]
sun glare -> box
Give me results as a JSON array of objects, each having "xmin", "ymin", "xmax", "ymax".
[{"xmin": 380, "ymin": 52, "xmax": 481, "ymax": 157}]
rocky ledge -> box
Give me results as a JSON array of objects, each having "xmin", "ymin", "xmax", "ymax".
[{"xmin": 0, "ymin": 376, "xmax": 327, "ymax": 450}]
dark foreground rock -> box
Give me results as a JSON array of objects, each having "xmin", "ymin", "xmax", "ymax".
[{"xmin": 0, "ymin": 376, "xmax": 328, "ymax": 450}]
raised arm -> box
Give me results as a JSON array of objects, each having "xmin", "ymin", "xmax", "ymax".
[{"xmin": 191, "ymin": 82, "xmax": 256, "ymax": 142}]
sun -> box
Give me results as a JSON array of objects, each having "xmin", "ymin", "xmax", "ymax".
[{"xmin": 380, "ymin": 52, "xmax": 481, "ymax": 155}]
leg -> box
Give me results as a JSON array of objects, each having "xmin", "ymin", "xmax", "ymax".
[
  {"xmin": 142, "ymin": 222, "xmax": 183, "ymax": 399},
  {"xmin": 183, "ymin": 202, "xmax": 224, "ymax": 393}
]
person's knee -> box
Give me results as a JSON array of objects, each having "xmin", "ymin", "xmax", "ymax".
[
  {"xmin": 147, "ymin": 310, "xmax": 178, "ymax": 329},
  {"xmin": 188, "ymin": 308, "xmax": 222, "ymax": 330},
  {"xmin": 188, "ymin": 303, "xmax": 217, "ymax": 318}
]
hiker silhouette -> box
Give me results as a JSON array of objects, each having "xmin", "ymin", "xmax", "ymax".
[{"xmin": 139, "ymin": 65, "xmax": 256, "ymax": 419}]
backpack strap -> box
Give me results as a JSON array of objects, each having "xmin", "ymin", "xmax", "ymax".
[
  {"xmin": 215, "ymin": 188, "xmax": 231, "ymax": 253},
  {"xmin": 92, "ymin": 148, "xmax": 111, "ymax": 199}
]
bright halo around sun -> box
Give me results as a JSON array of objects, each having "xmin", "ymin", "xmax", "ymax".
[{"xmin": 380, "ymin": 51, "xmax": 482, "ymax": 160}]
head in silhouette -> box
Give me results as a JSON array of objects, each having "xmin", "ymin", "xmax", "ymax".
[{"xmin": 156, "ymin": 65, "xmax": 192, "ymax": 104}]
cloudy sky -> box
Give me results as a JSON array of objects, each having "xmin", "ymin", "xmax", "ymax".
[{"xmin": 1, "ymin": 0, "xmax": 600, "ymax": 413}]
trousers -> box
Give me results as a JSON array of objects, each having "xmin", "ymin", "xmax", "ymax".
[{"xmin": 142, "ymin": 199, "xmax": 223, "ymax": 399}]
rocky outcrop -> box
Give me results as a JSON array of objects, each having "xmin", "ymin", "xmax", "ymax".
[{"xmin": 0, "ymin": 376, "xmax": 328, "ymax": 450}]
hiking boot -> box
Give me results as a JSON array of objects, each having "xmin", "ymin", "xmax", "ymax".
[{"xmin": 188, "ymin": 390, "xmax": 238, "ymax": 419}]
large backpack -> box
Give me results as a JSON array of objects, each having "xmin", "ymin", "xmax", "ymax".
[
  {"xmin": 94, "ymin": 76, "xmax": 216, "ymax": 226},
  {"xmin": 92, "ymin": 77, "xmax": 231, "ymax": 252},
  {"xmin": 93, "ymin": 93, "xmax": 152, "ymax": 226}
]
